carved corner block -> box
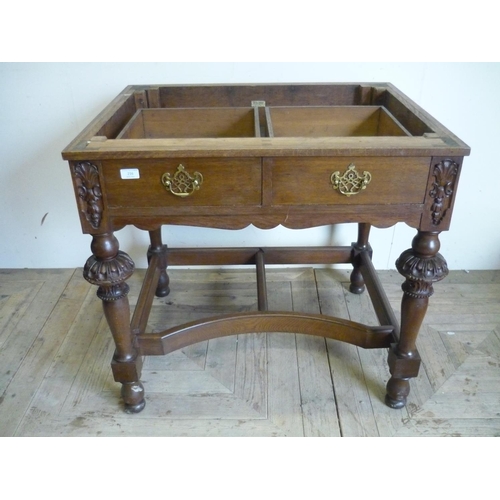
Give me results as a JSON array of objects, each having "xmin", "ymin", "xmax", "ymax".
[
  {"xmin": 71, "ymin": 161, "xmax": 108, "ymax": 233},
  {"xmin": 420, "ymin": 157, "xmax": 461, "ymax": 231}
]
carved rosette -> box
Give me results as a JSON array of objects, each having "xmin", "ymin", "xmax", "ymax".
[
  {"xmin": 429, "ymin": 159, "xmax": 459, "ymax": 226},
  {"xmin": 73, "ymin": 161, "xmax": 103, "ymax": 229},
  {"xmin": 396, "ymin": 249, "xmax": 448, "ymax": 298},
  {"xmin": 84, "ymin": 251, "xmax": 135, "ymax": 286},
  {"xmin": 84, "ymin": 250, "xmax": 135, "ymax": 302}
]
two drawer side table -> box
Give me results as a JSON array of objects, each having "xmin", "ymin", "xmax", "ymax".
[{"xmin": 62, "ymin": 83, "xmax": 470, "ymax": 413}]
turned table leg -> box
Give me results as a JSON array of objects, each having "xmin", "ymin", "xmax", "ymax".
[
  {"xmin": 83, "ymin": 232, "xmax": 146, "ymax": 413},
  {"xmin": 385, "ymin": 231, "xmax": 448, "ymax": 408},
  {"xmin": 148, "ymin": 228, "xmax": 170, "ymax": 297},
  {"xmin": 350, "ymin": 223, "xmax": 371, "ymax": 294}
]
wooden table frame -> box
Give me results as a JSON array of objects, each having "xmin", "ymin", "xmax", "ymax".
[{"xmin": 62, "ymin": 83, "xmax": 470, "ymax": 413}]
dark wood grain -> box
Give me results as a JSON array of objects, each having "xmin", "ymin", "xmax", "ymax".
[
  {"xmin": 137, "ymin": 311, "xmax": 395, "ymax": 356},
  {"xmin": 62, "ymin": 83, "xmax": 470, "ymax": 413}
]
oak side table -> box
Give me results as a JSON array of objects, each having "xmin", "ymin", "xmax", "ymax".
[{"xmin": 62, "ymin": 83, "xmax": 470, "ymax": 413}]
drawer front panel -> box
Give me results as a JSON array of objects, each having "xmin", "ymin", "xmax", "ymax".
[
  {"xmin": 102, "ymin": 158, "xmax": 262, "ymax": 208},
  {"xmin": 269, "ymin": 157, "xmax": 431, "ymax": 205}
]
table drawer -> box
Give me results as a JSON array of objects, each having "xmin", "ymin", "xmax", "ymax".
[
  {"xmin": 269, "ymin": 157, "xmax": 431, "ymax": 205},
  {"xmin": 102, "ymin": 158, "xmax": 262, "ymax": 208}
]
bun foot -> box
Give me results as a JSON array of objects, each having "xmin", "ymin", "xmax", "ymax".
[
  {"xmin": 121, "ymin": 382, "xmax": 146, "ymax": 413},
  {"xmin": 155, "ymin": 265, "xmax": 170, "ymax": 297},
  {"xmin": 124, "ymin": 400, "xmax": 146, "ymax": 414},
  {"xmin": 385, "ymin": 377, "xmax": 410, "ymax": 409},
  {"xmin": 349, "ymin": 282, "xmax": 365, "ymax": 295},
  {"xmin": 384, "ymin": 394, "xmax": 406, "ymax": 409},
  {"xmin": 155, "ymin": 277, "xmax": 170, "ymax": 297}
]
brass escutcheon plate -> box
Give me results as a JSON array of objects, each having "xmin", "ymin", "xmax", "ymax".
[
  {"xmin": 161, "ymin": 164, "xmax": 203, "ymax": 197},
  {"xmin": 331, "ymin": 163, "xmax": 372, "ymax": 197}
]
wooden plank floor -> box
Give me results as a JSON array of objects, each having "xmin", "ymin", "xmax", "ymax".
[{"xmin": 1, "ymin": 267, "xmax": 499, "ymax": 437}]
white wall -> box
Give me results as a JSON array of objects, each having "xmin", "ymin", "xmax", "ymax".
[{"xmin": 1, "ymin": 62, "xmax": 498, "ymax": 270}]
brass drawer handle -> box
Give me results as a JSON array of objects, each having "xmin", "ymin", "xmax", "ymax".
[
  {"xmin": 161, "ymin": 164, "xmax": 203, "ymax": 197},
  {"xmin": 331, "ymin": 163, "xmax": 372, "ymax": 197}
]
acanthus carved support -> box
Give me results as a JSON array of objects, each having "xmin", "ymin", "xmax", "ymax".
[
  {"xmin": 73, "ymin": 161, "xmax": 104, "ymax": 230},
  {"xmin": 83, "ymin": 232, "xmax": 144, "ymax": 413},
  {"xmin": 386, "ymin": 231, "xmax": 449, "ymax": 409},
  {"xmin": 428, "ymin": 159, "xmax": 459, "ymax": 226}
]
